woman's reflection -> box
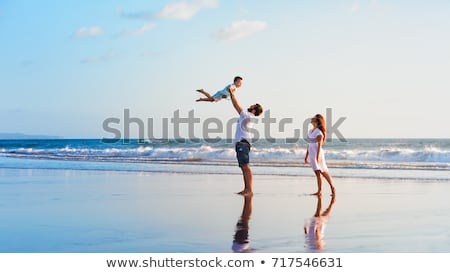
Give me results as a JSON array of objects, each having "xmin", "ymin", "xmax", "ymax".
[
  {"xmin": 304, "ymin": 194, "xmax": 336, "ymax": 251},
  {"xmin": 232, "ymin": 195, "xmax": 253, "ymax": 252}
]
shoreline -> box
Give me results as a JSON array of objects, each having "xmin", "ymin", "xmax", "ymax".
[{"xmin": 1, "ymin": 162, "xmax": 449, "ymax": 182}]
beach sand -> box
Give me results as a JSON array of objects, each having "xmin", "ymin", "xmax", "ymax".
[{"xmin": 0, "ymin": 168, "xmax": 449, "ymax": 253}]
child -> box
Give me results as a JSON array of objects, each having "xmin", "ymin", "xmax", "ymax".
[{"xmin": 196, "ymin": 76, "xmax": 243, "ymax": 102}]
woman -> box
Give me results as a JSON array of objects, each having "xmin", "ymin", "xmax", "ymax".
[{"xmin": 304, "ymin": 114, "xmax": 336, "ymax": 196}]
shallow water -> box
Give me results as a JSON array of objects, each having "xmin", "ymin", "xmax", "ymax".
[{"xmin": 1, "ymin": 169, "xmax": 449, "ymax": 253}]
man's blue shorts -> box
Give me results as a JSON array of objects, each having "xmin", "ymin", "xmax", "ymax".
[{"xmin": 235, "ymin": 140, "xmax": 251, "ymax": 167}]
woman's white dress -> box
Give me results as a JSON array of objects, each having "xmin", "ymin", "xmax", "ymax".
[{"xmin": 307, "ymin": 128, "xmax": 328, "ymax": 172}]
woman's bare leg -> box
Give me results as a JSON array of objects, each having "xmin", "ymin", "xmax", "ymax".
[
  {"xmin": 312, "ymin": 170, "xmax": 322, "ymax": 195},
  {"xmin": 322, "ymin": 172, "xmax": 336, "ymax": 195}
]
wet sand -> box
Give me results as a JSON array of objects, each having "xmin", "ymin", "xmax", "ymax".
[{"xmin": 1, "ymin": 168, "xmax": 449, "ymax": 253}]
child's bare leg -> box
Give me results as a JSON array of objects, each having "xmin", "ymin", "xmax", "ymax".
[
  {"xmin": 196, "ymin": 89, "xmax": 215, "ymax": 102},
  {"xmin": 196, "ymin": 97, "xmax": 215, "ymax": 102},
  {"xmin": 196, "ymin": 89, "xmax": 212, "ymax": 98}
]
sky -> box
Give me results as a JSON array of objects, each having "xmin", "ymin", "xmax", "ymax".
[{"xmin": 1, "ymin": 0, "xmax": 449, "ymax": 139}]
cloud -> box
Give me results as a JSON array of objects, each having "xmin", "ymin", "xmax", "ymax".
[
  {"xmin": 119, "ymin": 23, "xmax": 155, "ymax": 37},
  {"xmin": 74, "ymin": 26, "xmax": 103, "ymax": 38},
  {"xmin": 117, "ymin": 8, "xmax": 153, "ymax": 20},
  {"xmin": 157, "ymin": 0, "xmax": 218, "ymax": 20},
  {"xmin": 81, "ymin": 51, "xmax": 116, "ymax": 64},
  {"xmin": 351, "ymin": 0, "xmax": 360, "ymax": 13},
  {"xmin": 350, "ymin": 0, "xmax": 390, "ymax": 13},
  {"xmin": 216, "ymin": 20, "xmax": 267, "ymax": 41}
]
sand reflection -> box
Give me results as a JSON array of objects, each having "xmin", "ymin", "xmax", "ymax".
[
  {"xmin": 232, "ymin": 195, "xmax": 253, "ymax": 252},
  {"xmin": 304, "ymin": 194, "xmax": 336, "ymax": 251}
]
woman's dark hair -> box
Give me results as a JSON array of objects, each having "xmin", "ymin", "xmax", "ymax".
[{"xmin": 315, "ymin": 114, "xmax": 326, "ymax": 142}]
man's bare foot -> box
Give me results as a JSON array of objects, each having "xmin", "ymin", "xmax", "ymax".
[
  {"xmin": 196, "ymin": 89, "xmax": 204, "ymax": 93},
  {"xmin": 237, "ymin": 190, "xmax": 253, "ymax": 196},
  {"xmin": 311, "ymin": 192, "xmax": 322, "ymax": 196}
]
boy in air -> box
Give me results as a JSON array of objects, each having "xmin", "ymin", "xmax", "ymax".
[{"xmin": 196, "ymin": 76, "xmax": 243, "ymax": 102}]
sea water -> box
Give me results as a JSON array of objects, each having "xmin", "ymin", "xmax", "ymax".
[
  {"xmin": 0, "ymin": 138, "xmax": 449, "ymax": 180},
  {"xmin": 1, "ymin": 139, "xmax": 450, "ymax": 253}
]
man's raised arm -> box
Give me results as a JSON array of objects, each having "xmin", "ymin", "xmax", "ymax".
[{"xmin": 229, "ymin": 89, "xmax": 243, "ymax": 115}]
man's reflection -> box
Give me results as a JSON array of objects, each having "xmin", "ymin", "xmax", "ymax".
[
  {"xmin": 304, "ymin": 194, "xmax": 336, "ymax": 251},
  {"xmin": 232, "ymin": 195, "xmax": 253, "ymax": 252}
]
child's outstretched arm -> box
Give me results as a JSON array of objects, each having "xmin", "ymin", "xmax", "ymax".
[{"xmin": 229, "ymin": 89, "xmax": 243, "ymax": 115}]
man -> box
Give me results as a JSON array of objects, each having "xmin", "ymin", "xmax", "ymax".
[{"xmin": 229, "ymin": 88, "xmax": 263, "ymax": 196}]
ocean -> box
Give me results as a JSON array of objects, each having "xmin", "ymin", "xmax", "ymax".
[
  {"xmin": 1, "ymin": 139, "xmax": 450, "ymax": 254},
  {"xmin": 1, "ymin": 138, "xmax": 449, "ymax": 181}
]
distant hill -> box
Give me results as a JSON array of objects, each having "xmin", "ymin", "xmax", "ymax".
[{"xmin": 0, "ymin": 133, "xmax": 63, "ymax": 139}]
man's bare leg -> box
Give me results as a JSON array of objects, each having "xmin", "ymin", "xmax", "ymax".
[{"xmin": 237, "ymin": 164, "xmax": 253, "ymax": 196}]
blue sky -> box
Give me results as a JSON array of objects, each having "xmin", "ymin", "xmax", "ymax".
[{"xmin": 1, "ymin": 0, "xmax": 449, "ymax": 139}]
